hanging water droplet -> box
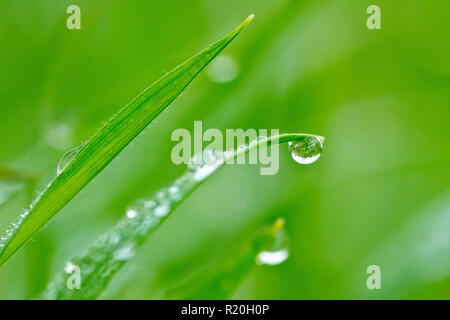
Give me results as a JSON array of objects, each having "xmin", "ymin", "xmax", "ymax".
[
  {"xmin": 288, "ymin": 136, "xmax": 324, "ymax": 165},
  {"xmin": 256, "ymin": 228, "xmax": 290, "ymax": 266},
  {"xmin": 57, "ymin": 143, "xmax": 86, "ymax": 174}
]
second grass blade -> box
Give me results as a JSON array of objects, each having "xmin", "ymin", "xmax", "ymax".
[
  {"xmin": 44, "ymin": 133, "xmax": 323, "ymax": 299},
  {"xmin": 0, "ymin": 15, "xmax": 254, "ymax": 267}
]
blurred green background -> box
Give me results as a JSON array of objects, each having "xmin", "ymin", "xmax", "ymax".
[{"xmin": 0, "ymin": 0, "xmax": 449, "ymax": 299}]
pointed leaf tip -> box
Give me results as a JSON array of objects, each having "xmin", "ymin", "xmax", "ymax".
[
  {"xmin": 0, "ymin": 16, "xmax": 254, "ymax": 267},
  {"xmin": 233, "ymin": 14, "xmax": 255, "ymax": 34},
  {"xmin": 242, "ymin": 14, "xmax": 255, "ymax": 28}
]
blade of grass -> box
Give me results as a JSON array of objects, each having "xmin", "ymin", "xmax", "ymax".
[
  {"xmin": 43, "ymin": 133, "xmax": 323, "ymax": 299},
  {"xmin": 164, "ymin": 217, "xmax": 286, "ymax": 300},
  {"xmin": 0, "ymin": 15, "xmax": 254, "ymax": 266}
]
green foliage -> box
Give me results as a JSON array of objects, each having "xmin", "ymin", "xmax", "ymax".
[
  {"xmin": 0, "ymin": 0, "xmax": 448, "ymax": 300},
  {"xmin": 0, "ymin": 15, "xmax": 254, "ymax": 267},
  {"xmin": 44, "ymin": 134, "xmax": 318, "ymax": 299}
]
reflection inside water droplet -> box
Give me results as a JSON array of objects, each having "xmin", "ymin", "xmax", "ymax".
[
  {"xmin": 256, "ymin": 228, "xmax": 290, "ymax": 266},
  {"xmin": 257, "ymin": 249, "xmax": 289, "ymax": 266},
  {"xmin": 288, "ymin": 136, "xmax": 324, "ymax": 165}
]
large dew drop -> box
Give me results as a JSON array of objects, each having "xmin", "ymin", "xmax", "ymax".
[
  {"xmin": 256, "ymin": 228, "xmax": 290, "ymax": 266},
  {"xmin": 288, "ymin": 136, "xmax": 324, "ymax": 165},
  {"xmin": 57, "ymin": 143, "xmax": 86, "ymax": 175}
]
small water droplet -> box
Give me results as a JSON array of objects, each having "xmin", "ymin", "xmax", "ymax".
[
  {"xmin": 187, "ymin": 149, "xmax": 224, "ymax": 181},
  {"xmin": 288, "ymin": 136, "xmax": 324, "ymax": 165},
  {"xmin": 113, "ymin": 243, "xmax": 135, "ymax": 261},
  {"xmin": 169, "ymin": 186, "xmax": 179, "ymax": 194},
  {"xmin": 156, "ymin": 191, "xmax": 166, "ymax": 200},
  {"xmin": 154, "ymin": 202, "xmax": 170, "ymax": 217},
  {"xmin": 168, "ymin": 185, "xmax": 182, "ymax": 201},
  {"xmin": 19, "ymin": 210, "xmax": 29, "ymax": 219},
  {"xmin": 144, "ymin": 200, "xmax": 155, "ymax": 209},
  {"xmin": 191, "ymin": 164, "xmax": 219, "ymax": 181},
  {"xmin": 109, "ymin": 233, "xmax": 121, "ymax": 245},
  {"xmin": 126, "ymin": 209, "xmax": 138, "ymax": 219},
  {"xmin": 0, "ymin": 210, "xmax": 29, "ymax": 250},
  {"xmin": 206, "ymin": 55, "xmax": 239, "ymax": 83},
  {"xmin": 57, "ymin": 143, "xmax": 86, "ymax": 174},
  {"xmin": 256, "ymin": 229, "xmax": 290, "ymax": 266},
  {"xmin": 64, "ymin": 261, "xmax": 77, "ymax": 273}
]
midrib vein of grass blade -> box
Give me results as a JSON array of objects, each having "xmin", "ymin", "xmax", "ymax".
[
  {"xmin": 0, "ymin": 15, "xmax": 255, "ymax": 267},
  {"xmin": 44, "ymin": 133, "xmax": 321, "ymax": 299}
]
